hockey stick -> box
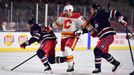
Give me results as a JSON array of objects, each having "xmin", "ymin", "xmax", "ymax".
[
  {"xmin": 108, "ymin": 0, "xmax": 111, "ymax": 11},
  {"xmin": 125, "ymin": 27, "xmax": 134, "ymax": 66},
  {"xmin": 125, "ymin": 27, "xmax": 134, "ymax": 75},
  {"xmin": 11, "ymin": 54, "xmax": 37, "ymax": 71}
]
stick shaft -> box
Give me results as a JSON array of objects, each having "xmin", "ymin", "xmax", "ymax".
[
  {"xmin": 125, "ymin": 27, "xmax": 134, "ymax": 67},
  {"xmin": 11, "ymin": 54, "xmax": 37, "ymax": 71}
]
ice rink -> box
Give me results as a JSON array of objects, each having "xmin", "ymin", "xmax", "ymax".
[{"xmin": 0, "ymin": 50, "xmax": 134, "ymax": 75}]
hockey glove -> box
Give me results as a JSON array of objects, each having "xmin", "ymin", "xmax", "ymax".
[
  {"xmin": 41, "ymin": 25, "xmax": 52, "ymax": 33},
  {"xmin": 126, "ymin": 35, "xmax": 134, "ymax": 39},
  {"xmin": 20, "ymin": 41, "xmax": 29, "ymax": 49},
  {"xmin": 74, "ymin": 30, "xmax": 83, "ymax": 36},
  {"xmin": 118, "ymin": 16, "xmax": 128, "ymax": 27}
]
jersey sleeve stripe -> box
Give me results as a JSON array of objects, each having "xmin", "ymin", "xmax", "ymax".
[
  {"xmin": 55, "ymin": 21, "xmax": 62, "ymax": 26},
  {"xmin": 32, "ymin": 36, "xmax": 40, "ymax": 40},
  {"xmin": 82, "ymin": 20, "xmax": 88, "ymax": 28},
  {"xmin": 110, "ymin": 10, "xmax": 117, "ymax": 18}
]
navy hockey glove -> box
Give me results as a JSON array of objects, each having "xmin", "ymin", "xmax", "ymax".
[
  {"xmin": 20, "ymin": 41, "xmax": 29, "ymax": 49},
  {"xmin": 41, "ymin": 25, "xmax": 52, "ymax": 33},
  {"xmin": 74, "ymin": 30, "xmax": 83, "ymax": 36}
]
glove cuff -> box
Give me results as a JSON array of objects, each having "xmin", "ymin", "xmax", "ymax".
[{"xmin": 25, "ymin": 41, "xmax": 29, "ymax": 45}]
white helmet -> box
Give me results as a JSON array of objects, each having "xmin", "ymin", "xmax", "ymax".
[{"xmin": 63, "ymin": 5, "xmax": 74, "ymax": 12}]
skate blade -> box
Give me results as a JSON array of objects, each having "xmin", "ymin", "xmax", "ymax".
[
  {"xmin": 67, "ymin": 71, "xmax": 74, "ymax": 75},
  {"xmin": 130, "ymin": 71, "xmax": 134, "ymax": 75},
  {"xmin": 92, "ymin": 73, "xmax": 101, "ymax": 75},
  {"xmin": 44, "ymin": 70, "xmax": 53, "ymax": 74}
]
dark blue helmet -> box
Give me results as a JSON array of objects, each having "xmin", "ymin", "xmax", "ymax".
[
  {"xmin": 92, "ymin": 4, "xmax": 101, "ymax": 10},
  {"xmin": 28, "ymin": 17, "xmax": 36, "ymax": 25}
]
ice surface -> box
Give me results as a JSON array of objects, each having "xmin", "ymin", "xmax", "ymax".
[{"xmin": 0, "ymin": 50, "xmax": 133, "ymax": 75}]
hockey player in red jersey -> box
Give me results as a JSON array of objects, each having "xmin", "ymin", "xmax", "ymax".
[
  {"xmin": 75, "ymin": 4, "xmax": 128, "ymax": 74},
  {"xmin": 51, "ymin": 4, "xmax": 88, "ymax": 73},
  {"xmin": 20, "ymin": 17, "xmax": 67, "ymax": 73}
]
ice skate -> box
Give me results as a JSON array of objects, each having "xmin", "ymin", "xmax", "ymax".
[
  {"xmin": 67, "ymin": 62, "xmax": 74, "ymax": 75},
  {"xmin": 112, "ymin": 61, "xmax": 121, "ymax": 72},
  {"xmin": 67, "ymin": 65, "xmax": 74, "ymax": 72},
  {"xmin": 92, "ymin": 68, "xmax": 101, "ymax": 74},
  {"xmin": 44, "ymin": 67, "xmax": 53, "ymax": 74},
  {"xmin": 130, "ymin": 71, "xmax": 134, "ymax": 75}
]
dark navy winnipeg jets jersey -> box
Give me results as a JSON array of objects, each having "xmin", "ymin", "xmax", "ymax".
[
  {"xmin": 90, "ymin": 9, "xmax": 123, "ymax": 39},
  {"xmin": 27, "ymin": 24, "xmax": 56, "ymax": 45}
]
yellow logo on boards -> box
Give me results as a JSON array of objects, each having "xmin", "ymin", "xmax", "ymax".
[
  {"xmin": 18, "ymin": 34, "xmax": 28, "ymax": 45},
  {"xmin": 4, "ymin": 34, "xmax": 14, "ymax": 46}
]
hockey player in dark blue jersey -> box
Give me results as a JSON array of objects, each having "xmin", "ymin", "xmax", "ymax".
[
  {"xmin": 75, "ymin": 4, "xmax": 127, "ymax": 74},
  {"xmin": 20, "ymin": 17, "xmax": 67, "ymax": 73}
]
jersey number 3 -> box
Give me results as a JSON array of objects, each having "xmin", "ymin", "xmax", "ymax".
[{"xmin": 63, "ymin": 19, "xmax": 72, "ymax": 29}]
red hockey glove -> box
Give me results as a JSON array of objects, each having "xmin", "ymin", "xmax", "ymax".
[
  {"xmin": 20, "ymin": 42, "xmax": 28, "ymax": 49},
  {"xmin": 74, "ymin": 30, "xmax": 83, "ymax": 36},
  {"xmin": 126, "ymin": 35, "xmax": 132, "ymax": 39},
  {"xmin": 41, "ymin": 25, "xmax": 52, "ymax": 33}
]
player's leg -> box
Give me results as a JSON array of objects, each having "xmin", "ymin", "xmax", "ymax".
[
  {"xmin": 38, "ymin": 40, "xmax": 54, "ymax": 73},
  {"xmin": 61, "ymin": 38, "xmax": 75, "ymax": 73},
  {"xmin": 92, "ymin": 36, "xmax": 112, "ymax": 74},
  {"xmin": 61, "ymin": 37, "xmax": 78, "ymax": 72},
  {"xmin": 100, "ymin": 35, "xmax": 121, "ymax": 72},
  {"xmin": 92, "ymin": 47, "xmax": 102, "ymax": 74},
  {"xmin": 64, "ymin": 37, "xmax": 79, "ymax": 72},
  {"xmin": 61, "ymin": 38, "xmax": 67, "ymax": 56},
  {"xmin": 101, "ymin": 53, "xmax": 121, "ymax": 72},
  {"xmin": 46, "ymin": 39, "xmax": 67, "ymax": 64},
  {"xmin": 48, "ymin": 56, "xmax": 67, "ymax": 64},
  {"xmin": 36, "ymin": 49, "xmax": 52, "ymax": 73}
]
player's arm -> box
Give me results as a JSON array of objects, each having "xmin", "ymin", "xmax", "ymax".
[
  {"xmin": 75, "ymin": 16, "xmax": 98, "ymax": 37},
  {"xmin": 77, "ymin": 15, "xmax": 97, "ymax": 33},
  {"xmin": 82, "ymin": 26, "xmax": 98, "ymax": 37},
  {"xmin": 75, "ymin": 26, "xmax": 98, "ymax": 37},
  {"xmin": 77, "ymin": 16, "xmax": 89, "ymax": 29},
  {"xmin": 109, "ymin": 9, "xmax": 127, "ymax": 26},
  {"xmin": 51, "ymin": 17, "xmax": 63, "ymax": 30},
  {"xmin": 74, "ymin": 16, "xmax": 88, "ymax": 36},
  {"xmin": 20, "ymin": 33, "xmax": 40, "ymax": 49}
]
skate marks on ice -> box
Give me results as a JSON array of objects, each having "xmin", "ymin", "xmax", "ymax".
[
  {"xmin": 0, "ymin": 65, "xmax": 74, "ymax": 75},
  {"xmin": 0, "ymin": 50, "xmax": 134, "ymax": 75},
  {"xmin": 0, "ymin": 62, "xmax": 133, "ymax": 75},
  {"xmin": 0, "ymin": 65, "xmax": 91, "ymax": 75},
  {"xmin": 0, "ymin": 66, "xmax": 48, "ymax": 75}
]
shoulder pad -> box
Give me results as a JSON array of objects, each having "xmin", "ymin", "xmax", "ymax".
[
  {"xmin": 69, "ymin": 12, "xmax": 81, "ymax": 18},
  {"xmin": 59, "ymin": 12, "xmax": 82, "ymax": 18},
  {"xmin": 59, "ymin": 13, "xmax": 66, "ymax": 17}
]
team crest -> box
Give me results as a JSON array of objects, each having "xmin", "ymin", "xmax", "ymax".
[
  {"xmin": 4, "ymin": 34, "xmax": 14, "ymax": 46},
  {"xmin": 18, "ymin": 34, "xmax": 28, "ymax": 45}
]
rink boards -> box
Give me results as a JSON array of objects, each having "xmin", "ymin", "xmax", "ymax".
[{"xmin": 0, "ymin": 32, "xmax": 134, "ymax": 52}]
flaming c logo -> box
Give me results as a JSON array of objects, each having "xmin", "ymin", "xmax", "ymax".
[
  {"xmin": 64, "ymin": 19, "xmax": 72, "ymax": 29},
  {"xmin": 4, "ymin": 34, "xmax": 14, "ymax": 46},
  {"xmin": 18, "ymin": 34, "xmax": 28, "ymax": 45}
]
